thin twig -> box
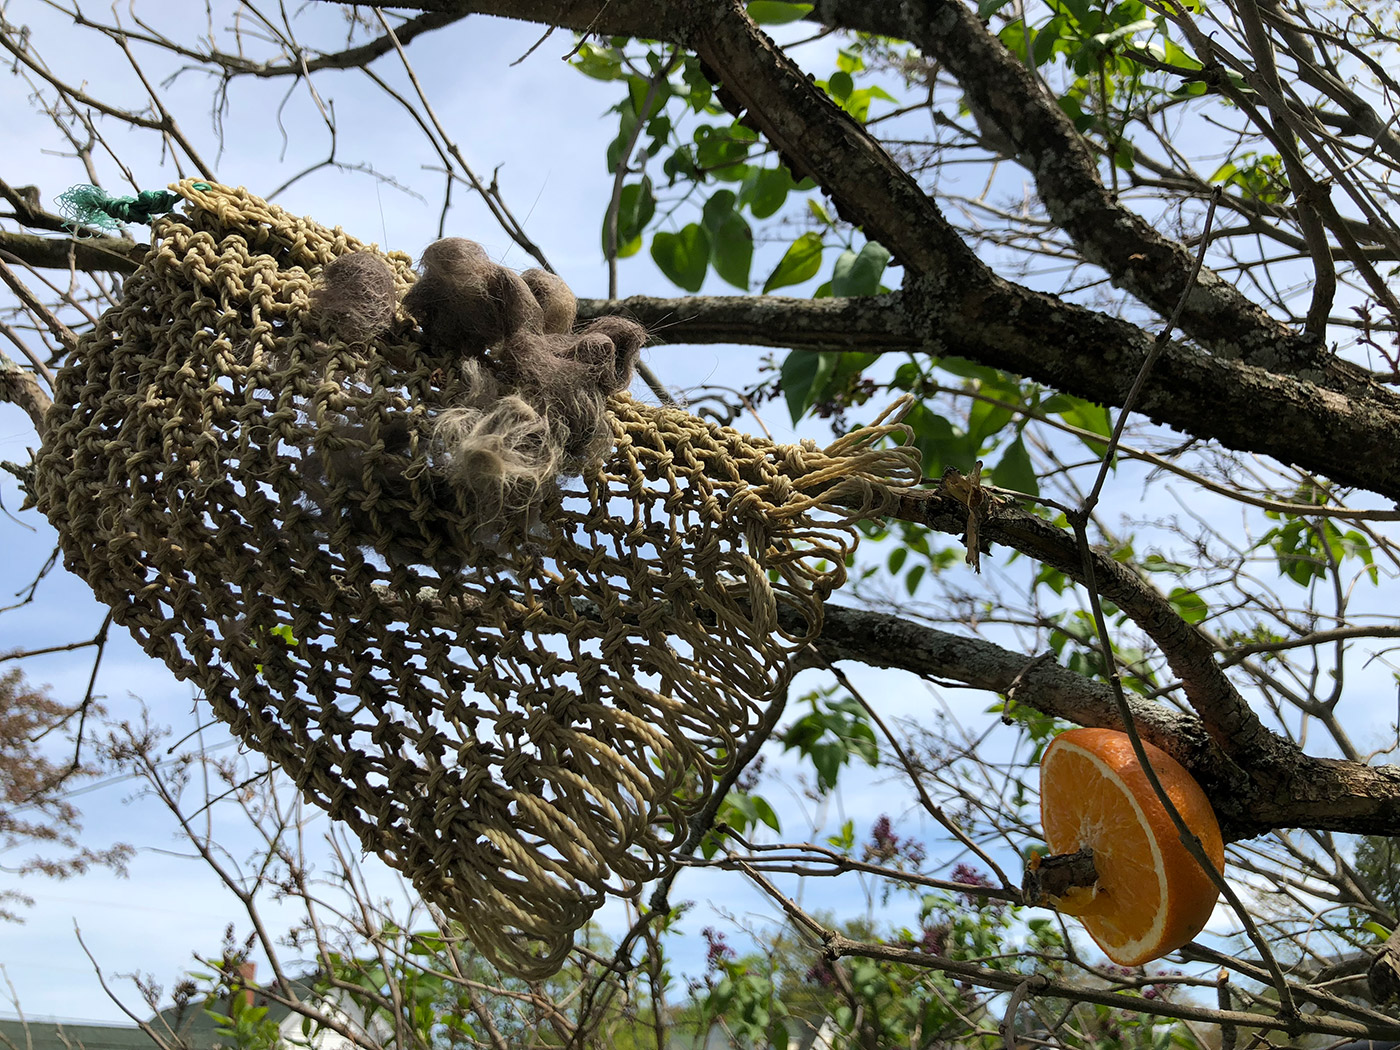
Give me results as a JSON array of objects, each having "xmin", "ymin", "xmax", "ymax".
[
  {"xmin": 1065, "ymin": 187, "xmax": 1295, "ymax": 1016},
  {"xmin": 0, "ymin": 258, "xmax": 77, "ymax": 357},
  {"xmin": 1082, "ymin": 188, "xmax": 1221, "ymax": 515},
  {"xmin": 808, "ymin": 644, "xmax": 1015, "ymax": 889}
]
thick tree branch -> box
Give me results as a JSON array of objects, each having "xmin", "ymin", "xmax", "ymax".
[
  {"xmin": 808, "ymin": 604, "xmax": 1400, "ymax": 838},
  {"xmin": 585, "ymin": 292, "xmax": 910, "ymax": 352},
  {"xmin": 334, "ymin": 0, "xmax": 1316, "ymax": 365},
  {"xmin": 0, "ymin": 353, "xmax": 50, "ymax": 434},
  {"xmin": 687, "ymin": 1, "xmax": 984, "ymax": 282},
  {"xmin": 887, "ymin": 488, "xmax": 1277, "ymax": 763},
  {"xmin": 0, "ymin": 231, "xmax": 142, "ymax": 274},
  {"xmin": 583, "ymin": 293, "xmax": 1400, "ymax": 502},
  {"xmin": 842, "ymin": 0, "xmax": 1313, "ymax": 367},
  {"xmin": 809, "ymin": 604, "xmax": 1214, "ymax": 759}
]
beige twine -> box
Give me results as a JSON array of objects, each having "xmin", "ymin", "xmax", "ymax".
[{"xmin": 34, "ymin": 181, "xmax": 922, "ymax": 975}]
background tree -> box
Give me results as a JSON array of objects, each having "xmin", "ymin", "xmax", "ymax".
[
  {"xmin": 0, "ymin": 668, "xmax": 130, "ymax": 921},
  {"xmin": 2, "ymin": 0, "xmax": 1400, "ymax": 1046}
]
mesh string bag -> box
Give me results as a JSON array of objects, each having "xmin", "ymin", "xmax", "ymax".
[{"xmin": 33, "ymin": 180, "xmax": 922, "ymax": 975}]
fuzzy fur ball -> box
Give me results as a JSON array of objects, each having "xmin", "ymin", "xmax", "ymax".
[
  {"xmin": 402, "ymin": 238, "xmax": 543, "ymax": 358},
  {"xmin": 309, "ymin": 252, "xmax": 398, "ymax": 344},
  {"xmin": 521, "ymin": 269, "xmax": 578, "ymax": 335},
  {"xmin": 287, "ymin": 238, "xmax": 642, "ymax": 538}
]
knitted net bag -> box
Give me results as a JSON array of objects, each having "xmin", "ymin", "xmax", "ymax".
[{"xmin": 34, "ymin": 181, "xmax": 921, "ymax": 975}]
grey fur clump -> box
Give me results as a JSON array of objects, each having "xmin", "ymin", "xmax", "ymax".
[
  {"xmin": 403, "ymin": 238, "xmax": 646, "ymax": 528},
  {"xmin": 309, "ymin": 252, "xmax": 397, "ymax": 344},
  {"xmin": 402, "ymin": 238, "xmax": 542, "ymax": 358},
  {"xmin": 521, "ymin": 269, "xmax": 577, "ymax": 335},
  {"xmin": 304, "ymin": 241, "xmax": 646, "ymax": 557}
]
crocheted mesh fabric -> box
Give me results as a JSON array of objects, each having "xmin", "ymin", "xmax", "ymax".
[{"xmin": 34, "ymin": 181, "xmax": 920, "ymax": 975}]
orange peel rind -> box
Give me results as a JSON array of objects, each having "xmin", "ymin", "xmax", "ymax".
[{"xmin": 1039, "ymin": 727, "xmax": 1225, "ymax": 966}]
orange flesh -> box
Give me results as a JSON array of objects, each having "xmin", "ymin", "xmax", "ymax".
[
  {"xmin": 1040, "ymin": 729, "xmax": 1224, "ymax": 966},
  {"xmin": 1042, "ymin": 742, "xmax": 1166, "ymax": 949}
]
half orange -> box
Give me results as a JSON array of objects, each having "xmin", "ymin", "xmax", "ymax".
[{"xmin": 1039, "ymin": 727, "xmax": 1224, "ymax": 966}]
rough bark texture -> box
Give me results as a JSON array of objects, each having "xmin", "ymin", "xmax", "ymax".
[
  {"xmin": 0, "ymin": 230, "xmax": 142, "ymax": 274},
  {"xmin": 581, "ymin": 292, "xmax": 1400, "ymax": 502},
  {"xmin": 781, "ymin": 601, "xmax": 1400, "ymax": 838},
  {"xmin": 32, "ymin": 0, "xmax": 1393, "ymax": 841},
  {"xmin": 0, "ymin": 361, "xmax": 51, "ymax": 433}
]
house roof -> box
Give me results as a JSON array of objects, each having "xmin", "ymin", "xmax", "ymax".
[
  {"xmin": 0, "ymin": 975, "xmax": 314, "ymax": 1050},
  {"xmin": 0, "ymin": 1017, "xmax": 168, "ymax": 1050}
]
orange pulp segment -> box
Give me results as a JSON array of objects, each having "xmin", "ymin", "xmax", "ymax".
[{"xmin": 1040, "ymin": 727, "xmax": 1224, "ymax": 966}]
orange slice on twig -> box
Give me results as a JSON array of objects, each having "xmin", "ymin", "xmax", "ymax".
[{"xmin": 1037, "ymin": 727, "xmax": 1224, "ymax": 966}]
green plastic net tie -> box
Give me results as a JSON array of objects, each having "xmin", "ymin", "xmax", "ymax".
[{"xmin": 55, "ymin": 183, "xmax": 210, "ymax": 231}]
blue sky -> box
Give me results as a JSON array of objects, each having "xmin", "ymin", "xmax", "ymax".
[
  {"xmin": 3, "ymin": 0, "xmax": 1399, "ymax": 1029},
  {"xmin": 0, "ymin": 2, "xmax": 983, "ymax": 1022}
]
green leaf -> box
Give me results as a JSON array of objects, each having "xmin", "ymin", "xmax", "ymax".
[
  {"xmin": 967, "ymin": 394, "xmax": 1016, "ymax": 447},
  {"xmin": 651, "ymin": 224, "xmax": 711, "ymax": 292},
  {"xmin": 827, "ymin": 818, "xmax": 855, "ymax": 850},
  {"xmin": 762, "ymin": 231, "xmax": 824, "ymax": 292},
  {"xmin": 938, "ymin": 356, "xmax": 1003, "ymax": 383},
  {"xmin": 1114, "ymin": 138, "xmax": 1136, "ymax": 170},
  {"xmin": 1090, "ymin": 18, "xmax": 1157, "ymax": 47},
  {"xmin": 571, "ymin": 42, "xmax": 623, "ymax": 81},
  {"xmin": 1055, "ymin": 396, "xmax": 1113, "ymax": 454},
  {"xmin": 681, "ymin": 58, "xmax": 714, "ymax": 111},
  {"xmin": 741, "ymin": 166, "xmax": 794, "ymax": 218},
  {"xmin": 1143, "ymin": 552, "xmax": 1191, "ymax": 574},
  {"xmin": 701, "ymin": 189, "xmax": 739, "ymax": 231},
  {"xmin": 780, "ymin": 350, "xmax": 838, "ymax": 422},
  {"xmin": 606, "ymin": 104, "xmax": 639, "ymax": 172},
  {"xmin": 1343, "ymin": 529, "xmax": 1379, "ymax": 584},
  {"xmin": 991, "ymin": 436, "xmax": 1038, "ymax": 495},
  {"xmin": 746, "ymin": 1, "xmax": 814, "ymax": 24},
  {"xmin": 905, "ymin": 402, "xmax": 975, "ymax": 475},
  {"xmin": 700, "ymin": 193, "xmax": 752, "ymax": 287},
  {"xmin": 602, "ymin": 178, "xmax": 655, "ymax": 259},
  {"xmin": 827, "ymin": 70, "xmax": 854, "ymax": 102},
  {"xmin": 1034, "ymin": 17, "xmax": 1069, "ymax": 66},
  {"xmin": 1168, "ymin": 587, "xmax": 1208, "ymax": 624},
  {"xmin": 811, "ymin": 741, "xmax": 844, "ymax": 791},
  {"xmin": 710, "ymin": 212, "xmax": 754, "ymax": 289},
  {"xmin": 808, "ymin": 198, "xmax": 834, "ymax": 225},
  {"xmin": 695, "ymin": 123, "xmax": 756, "ymax": 178},
  {"xmin": 663, "ymin": 146, "xmax": 699, "ymax": 183},
  {"xmin": 751, "ymin": 794, "xmax": 781, "ymax": 832},
  {"xmin": 831, "ymin": 241, "xmax": 891, "ymax": 296},
  {"xmin": 645, "ymin": 113, "xmax": 673, "ymax": 158},
  {"xmin": 627, "ymin": 74, "xmax": 672, "ymax": 122},
  {"xmin": 905, "ymin": 563, "xmax": 926, "ymax": 595},
  {"xmin": 840, "ymin": 86, "xmax": 890, "ymax": 122},
  {"xmin": 1060, "ymin": 0, "xmax": 1092, "ymax": 22},
  {"xmin": 1162, "ymin": 37, "xmax": 1202, "ymax": 69}
]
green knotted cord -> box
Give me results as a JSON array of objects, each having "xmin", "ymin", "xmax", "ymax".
[{"xmin": 56, "ymin": 182, "xmax": 212, "ymax": 230}]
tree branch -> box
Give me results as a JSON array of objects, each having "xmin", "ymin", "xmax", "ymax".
[
  {"xmin": 0, "ymin": 354, "xmax": 50, "ymax": 434},
  {"xmin": 847, "ymin": 0, "xmax": 1313, "ymax": 366},
  {"xmin": 807, "ymin": 603, "xmax": 1216, "ymax": 764},
  {"xmin": 891, "ymin": 488, "xmax": 1277, "ymax": 762},
  {"xmin": 332, "ymin": 0, "xmax": 1318, "ymax": 365},
  {"xmin": 0, "ymin": 230, "xmax": 142, "ymax": 274},
  {"xmin": 583, "ymin": 292, "xmax": 1400, "ymax": 502}
]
